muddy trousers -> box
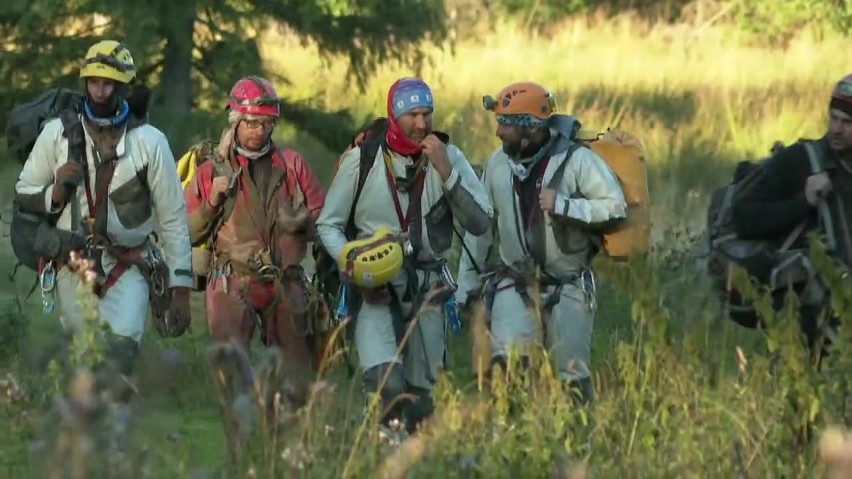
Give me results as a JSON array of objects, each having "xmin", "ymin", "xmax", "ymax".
[
  {"xmin": 487, "ymin": 277, "xmax": 595, "ymax": 405},
  {"xmin": 205, "ymin": 272, "xmax": 315, "ymax": 368},
  {"xmin": 356, "ymin": 274, "xmax": 447, "ymax": 433}
]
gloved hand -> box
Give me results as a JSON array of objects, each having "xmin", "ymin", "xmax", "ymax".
[
  {"xmin": 805, "ymin": 172, "xmax": 832, "ymax": 206},
  {"xmin": 158, "ymin": 287, "xmax": 192, "ymax": 337},
  {"xmin": 52, "ymin": 162, "xmax": 84, "ymax": 205}
]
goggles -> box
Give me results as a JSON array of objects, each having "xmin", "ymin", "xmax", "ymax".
[{"xmin": 495, "ymin": 114, "xmax": 548, "ymax": 128}]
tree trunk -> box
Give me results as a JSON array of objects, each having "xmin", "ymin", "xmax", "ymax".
[{"xmin": 151, "ymin": 0, "xmax": 197, "ymax": 157}]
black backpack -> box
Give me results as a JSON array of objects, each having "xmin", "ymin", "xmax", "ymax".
[
  {"xmin": 698, "ymin": 140, "xmax": 826, "ymax": 328},
  {"xmin": 311, "ymin": 118, "xmax": 389, "ymax": 305},
  {"xmin": 7, "ymin": 106, "xmax": 86, "ymax": 275},
  {"xmin": 6, "ymin": 87, "xmax": 85, "ymax": 164}
]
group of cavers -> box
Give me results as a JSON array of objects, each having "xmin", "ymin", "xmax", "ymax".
[{"xmin": 5, "ymin": 39, "xmax": 852, "ymax": 445}]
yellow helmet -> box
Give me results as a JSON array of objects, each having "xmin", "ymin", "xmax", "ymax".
[
  {"xmin": 79, "ymin": 40, "xmax": 136, "ymax": 84},
  {"xmin": 339, "ymin": 227, "xmax": 404, "ymax": 289}
]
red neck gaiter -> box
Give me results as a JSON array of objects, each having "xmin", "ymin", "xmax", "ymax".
[{"xmin": 385, "ymin": 79, "xmax": 424, "ymax": 157}]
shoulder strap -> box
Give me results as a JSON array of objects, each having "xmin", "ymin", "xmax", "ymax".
[
  {"xmin": 545, "ymin": 142, "xmax": 584, "ymax": 190},
  {"xmin": 804, "ymin": 141, "xmax": 837, "ymax": 253},
  {"xmin": 58, "ymin": 110, "xmax": 85, "ymax": 228},
  {"xmin": 206, "ymin": 157, "xmax": 241, "ymax": 249},
  {"xmin": 59, "ymin": 110, "xmax": 85, "ymax": 166},
  {"xmin": 344, "ymin": 138, "xmax": 380, "ymax": 238}
]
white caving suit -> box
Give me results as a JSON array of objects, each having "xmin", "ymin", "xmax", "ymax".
[
  {"xmin": 316, "ymin": 139, "xmax": 493, "ymax": 430},
  {"xmin": 455, "ymin": 114, "xmax": 627, "ymax": 404},
  {"xmin": 14, "ymin": 115, "xmax": 193, "ymax": 353}
]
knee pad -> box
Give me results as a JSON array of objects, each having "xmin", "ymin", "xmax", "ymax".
[
  {"xmin": 489, "ymin": 355, "xmax": 507, "ymax": 374},
  {"xmin": 489, "ymin": 354, "xmax": 530, "ymax": 375},
  {"xmin": 363, "ymin": 362, "xmax": 405, "ymax": 402},
  {"xmin": 404, "ymin": 384, "xmax": 434, "ymax": 433},
  {"xmin": 106, "ymin": 334, "xmax": 140, "ymax": 377},
  {"xmin": 364, "ymin": 362, "xmax": 406, "ymax": 425},
  {"xmin": 101, "ymin": 334, "xmax": 140, "ymax": 403},
  {"xmin": 565, "ymin": 376, "xmax": 594, "ymax": 406}
]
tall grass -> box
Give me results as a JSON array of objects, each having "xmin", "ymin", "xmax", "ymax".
[{"xmin": 2, "ymin": 12, "xmax": 852, "ymax": 478}]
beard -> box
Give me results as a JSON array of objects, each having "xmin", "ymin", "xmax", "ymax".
[
  {"xmin": 501, "ymin": 128, "xmax": 551, "ymax": 159},
  {"xmin": 501, "ymin": 139, "xmax": 523, "ymax": 157}
]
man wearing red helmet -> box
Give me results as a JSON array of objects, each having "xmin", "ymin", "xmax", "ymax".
[
  {"xmin": 733, "ymin": 74, "xmax": 852, "ymax": 358},
  {"xmin": 317, "ymin": 77, "xmax": 493, "ymax": 433},
  {"xmin": 184, "ymin": 76, "xmax": 326, "ymax": 402}
]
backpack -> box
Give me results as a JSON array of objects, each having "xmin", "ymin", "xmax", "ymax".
[
  {"xmin": 311, "ymin": 118, "xmax": 390, "ymax": 304},
  {"xmin": 7, "ymin": 90, "xmax": 86, "ymax": 275},
  {"xmin": 584, "ymin": 129, "xmax": 651, "ymax": 260},
  {"xmin": 700, "ymin": 140, "xmax": 824, "ymax": 328},
  {"xmin": 552, "ymin": 129, "xmax": 651, "ymax": 261},
  {"xmin": 177, "ymin": 140, "xmax": 240, "ymax": 291},
  {"xmin": 6, "ymin": 87, "xmax": 85, "ymax": 164}
]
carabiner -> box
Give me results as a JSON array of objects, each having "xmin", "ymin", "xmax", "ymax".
[
  {"xmin": 439, "ymin": 261, "xmax": 458, "ymax": 293},
  {"xmin": 40, "ymin": 261, "xmax": 57, "ymax": 315},
  {"xmin": 335, "ymin": 282, "xmax": 351, "ymax": 321},
  {"xmin": 40, "ymin": 262, "xmax": 57, "ymax": 293}
]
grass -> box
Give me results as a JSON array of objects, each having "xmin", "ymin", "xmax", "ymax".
[{"xmin": 2, "ymin": 11, "xmax": 852, "ymax": 477}]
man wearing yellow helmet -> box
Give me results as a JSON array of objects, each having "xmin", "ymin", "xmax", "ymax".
[
  {"xmin": 455, "ymin": 82, "xmax": 628, "ymax": 405},
  {"xmin": 14, "ymin": 40, "xmax": 194, "ymax": 418},
  {"xmin": 317, "ymin": 77, "xmax": 493, "ymax": 433}
]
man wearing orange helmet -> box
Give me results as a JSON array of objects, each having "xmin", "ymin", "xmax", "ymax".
[
  {"xmin": 732, "ymin": 73, "xmax": 852, "ymax": 357},
  {"xmin": 184, "ymin": 76, "xmax": 326, "ymax": 410},
  {"xmin": 455, "ymin": 81, "xmax": 627, "ymax": 405},
  {"xmin": 317, "ymin": 77, "xmax": 493, "ymax": 433}
]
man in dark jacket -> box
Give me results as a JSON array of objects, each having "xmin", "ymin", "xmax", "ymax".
[{"xmin": 732, "ymin": 73, "xmax": 852, "ymax": 355}]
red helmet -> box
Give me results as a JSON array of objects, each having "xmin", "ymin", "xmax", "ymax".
[{"xmin": 226, "ymin": 76, "xmax": 281, "ymax": 117}]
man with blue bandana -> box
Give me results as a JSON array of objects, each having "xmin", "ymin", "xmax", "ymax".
[
  {"xmin": 14, "ymin": 40, "xmax": 193, "ymax": 443},
  {"xmin": 317, "ymin": 77, "xmax": 493, "ymax": 433},
  {"xmin": 455, "ymin": 81, "xmax": 627, "ymax": 405}
]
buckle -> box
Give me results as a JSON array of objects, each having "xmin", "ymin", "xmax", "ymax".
[{"xmin": 257, "ymin": 264, "xmax": 280, "ymax": 282}]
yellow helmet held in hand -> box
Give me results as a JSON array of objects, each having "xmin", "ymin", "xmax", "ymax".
[
  {"xmin": 339, "ymin": 227, "xmax": 404, "ymax": 289},
  {"xmin": 80, "ymin": 40, "xmax": 136, "ymax": 84}
]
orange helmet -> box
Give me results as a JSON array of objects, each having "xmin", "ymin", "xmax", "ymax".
[{"xmin": 483, "ymin": 82, "xmax": 556, "ymax": 125}]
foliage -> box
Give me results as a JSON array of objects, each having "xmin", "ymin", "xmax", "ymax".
[
  {"xmin": 2, "ymin": 10, "xmax": 852, "ymax": 478},
  {"xmin": 0, "ymin": 0, "xmax": 448, "ymax": 153}
]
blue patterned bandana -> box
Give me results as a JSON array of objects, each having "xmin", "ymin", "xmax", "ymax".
[
  {"xmin": 496, "ymin": 114, "xmax": 548, "ymax": 128},
  {"xmin": 391, "ymin": 78, "xmax": 434, "ymax": 118}
]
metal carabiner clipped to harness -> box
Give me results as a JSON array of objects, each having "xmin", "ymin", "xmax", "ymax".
[
  {"xmin": 40, "ymin": 261, "xmax": 57, "ymax": 314},
  {"xmin": 581, "ymin": 269, "xmax": 597, "ymax": 312},
  {"xmin": 436, "ymin": 260, "xmax": 462, "ymax": 336},
  {"xmin": 146, "ymin": 247, "xmax": 167, "ymax": 297}
]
